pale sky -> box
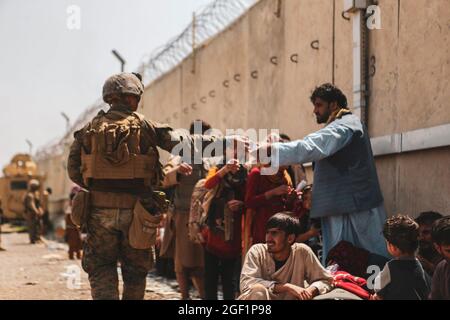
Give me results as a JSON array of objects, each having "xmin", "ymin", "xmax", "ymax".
[{"xmin": 0, "ymin": 0, "xmax": 213, "ymax": 168}]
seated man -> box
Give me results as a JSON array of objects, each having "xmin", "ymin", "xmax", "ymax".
[
  {"xmin": 415, "ymin": 211, "xmax": 443, "ymax": 277},
  {"xmin": 239, "ymin": 213, "xmax": 332, "ymax": 300}
]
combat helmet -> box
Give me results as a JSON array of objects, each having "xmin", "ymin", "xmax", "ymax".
[
  {"xmin": 102, "ymin": 72, "xmax": 144, "ymax": 104},
  {"xmin": 28, "ymin": 179, "xmax": 40, "ymax": 188}
]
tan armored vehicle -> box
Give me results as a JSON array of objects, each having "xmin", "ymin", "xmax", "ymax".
[{"xmin": 0, "ymin": 154, "xmax": 45, "ymax": 220}]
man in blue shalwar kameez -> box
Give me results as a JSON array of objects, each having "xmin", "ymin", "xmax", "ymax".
[{"xmin": 260, "ymin": 83, "xmax": 389, "ymax": 263}]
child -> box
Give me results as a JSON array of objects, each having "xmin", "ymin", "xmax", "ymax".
[
  {"xmin": 65, "ymin": 187, "xmax": 83, "ymax": 260},
  {"xmin": 429, "ymin": 216, "xmax": 450, "ymax": 300},
  {"xmin": 372, "ymin": 215, "xmax": 430, "ymax": 300}
]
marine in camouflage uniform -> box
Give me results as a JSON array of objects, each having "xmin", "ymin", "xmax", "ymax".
[
  {"xmin": 67, "ymin": 72, "xmax": 234, "ymax": 300},
  {"xmin": 24, "ymin": 179, "xmax": 43, "ymax": 244}
]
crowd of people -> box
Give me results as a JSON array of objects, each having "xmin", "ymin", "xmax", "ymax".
[
  {"xmin": 152, "ymin": 126, "xmax": 449, "ymax": 300},
  {"xmin": 1, "ymin": 73, "xmax": 447, "ymax": 301},
  {"xmin": 64, "ymin": 79, "xmax": 448, "ymax": 301},
  {"xmin": 56, "ymin": 74, "xmax": 449, "ymax": 301}
]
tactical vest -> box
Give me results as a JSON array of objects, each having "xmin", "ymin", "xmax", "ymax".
[
  {"xmin": 24, "ymin": 191, "xmax": 40, "ymax": 214},
  {"xmin": 311, "ymin": 114, "xmax": 383, "ymax": 218},
  {"xmin": 80, "ymin": 110, "xmax": 159, "ymax": 187}
]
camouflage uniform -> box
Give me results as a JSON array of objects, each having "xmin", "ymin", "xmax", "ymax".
[
  {"xmin": 24, "ymin": 181, "xmax": 42, "ymax": 244},
  {"xmin": 81, "ymin": 208, "xmax": 152, "ymax": 299},
  {"xmin": 67, "ymin": 72, "xmax": 225, "ymax": 300}
]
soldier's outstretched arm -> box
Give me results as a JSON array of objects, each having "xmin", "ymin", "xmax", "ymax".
[{"xmin": 146, "ymin": 120, "xmax": 225, "ymax": 155}]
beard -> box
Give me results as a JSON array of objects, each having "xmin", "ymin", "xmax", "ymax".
[
  {"xmin": 316, "ymin": 112, "xmax": 331, "ymax": 124},
  {"xmin": 418, "ymin": 241, "xmax": 438, "ymax": 260}
]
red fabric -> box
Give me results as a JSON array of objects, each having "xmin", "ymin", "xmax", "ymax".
[
  {"xmin": 334, "ymin": 281, "xmax": 370, "ymax": 300},
  {"xmin": 245, "ymin": 167, "xmax": 291, "ymax": 244},
  {"xmin": 332, "ymin": 271, "xmax": 370, "ymax": 300},
  {"xmin": 202, "ymin": 215, "xmax": 242, "ymax": 259},
  {"xmin": 334, "ymin": 271, "xmax": 367, "ymax": 286},
  {"xmin": 202, "ymin": 167, "xmax": 244, "ymax": 259},
  {"xmin": 326, "ymin": 241, "xmax": 370, "ymax": 277}
]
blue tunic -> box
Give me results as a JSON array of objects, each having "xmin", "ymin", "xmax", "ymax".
[{"xmin": 272, "ymin": 114, "xmax": 389, "ymax": 260}]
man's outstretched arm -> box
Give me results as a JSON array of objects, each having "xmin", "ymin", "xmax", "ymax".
[{"xmin": 272, "ymin": 123, "xmax": 356, "ymax": 166}]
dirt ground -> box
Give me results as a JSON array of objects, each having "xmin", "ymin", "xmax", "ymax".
[{"xmin": 0, "ymin": 232, "xmax": 183, "ymax": 300}]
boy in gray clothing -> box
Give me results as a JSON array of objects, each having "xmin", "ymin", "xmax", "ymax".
[{"xmin": 372, "ymin": 215, "xmax": 430, "ymax": 300}]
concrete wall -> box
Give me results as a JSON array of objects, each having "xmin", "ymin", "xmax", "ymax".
[
  {"xmin": 37, "ymin": 0, "xmax": 450, "ymax": 218},
  {"xmin": 139, "ymin": 0, "xmax": 450, "ymax": 217},
  {"xmin": 366, "ymin": 0, "xmax": 450, "ymax": 215}
]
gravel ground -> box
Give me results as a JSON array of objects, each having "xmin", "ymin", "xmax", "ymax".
[{"xmin": 0, "ymin": 232, "xmax": 187, "ymax": 300}]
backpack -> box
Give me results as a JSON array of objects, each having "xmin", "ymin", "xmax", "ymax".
[
  {"xmin": 81, "ymin": 110, "xmax": 159, "ymax": 186},
  {"xmin": 188, "ymin": 178, "xmax": 218, "ymax": 244}
]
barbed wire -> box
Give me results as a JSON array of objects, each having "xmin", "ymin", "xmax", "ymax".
[
  {"xmin": 137, "ymin": 0, "xmax": 257, "ymax": 83},
  {"xmin": 35, "ymin": 0, "xmax": 257, "ymax": 160}
]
